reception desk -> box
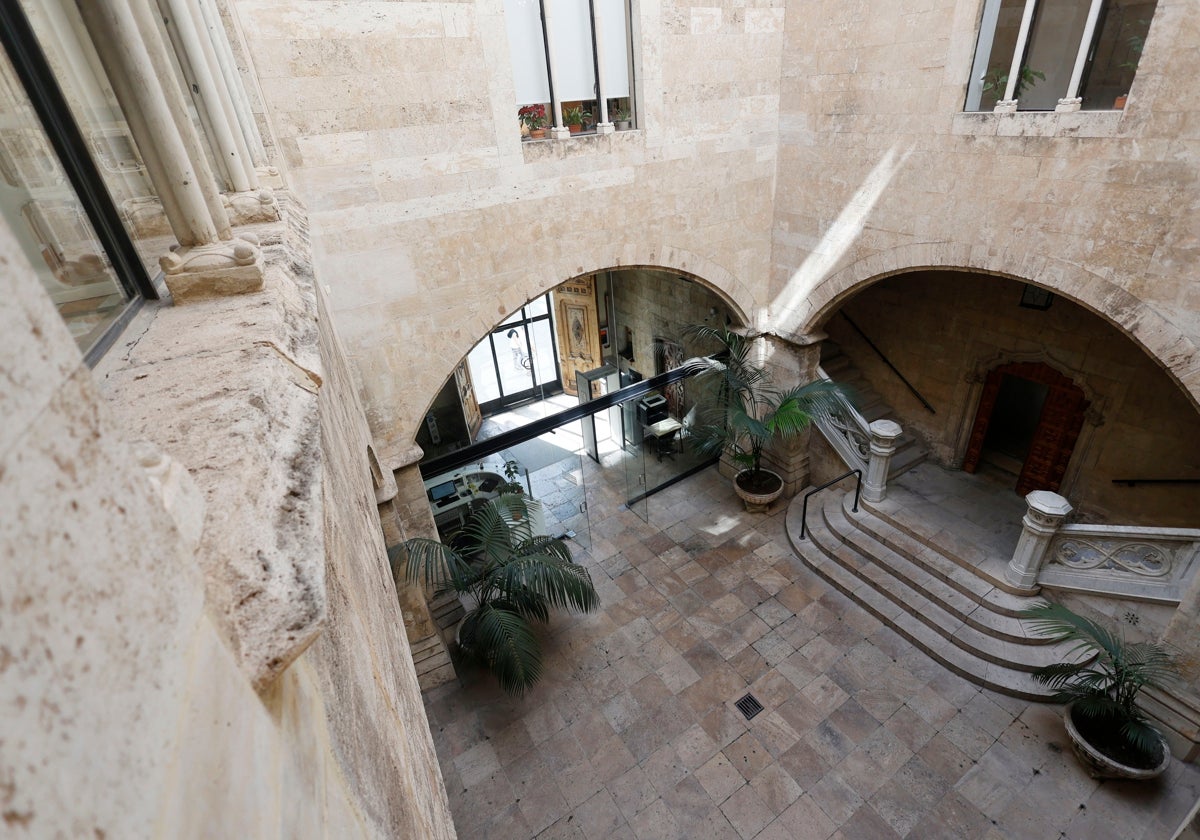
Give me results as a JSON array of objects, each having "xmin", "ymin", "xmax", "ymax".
[{"xmin": 424, "ymin": 465, "xmax": 545, "ymax": 538}]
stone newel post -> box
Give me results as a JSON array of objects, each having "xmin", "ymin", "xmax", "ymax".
[
  {"xmin": 1007, "ymin": 491, "xmax": 1072, "ymax": 592},
  {"xmin": 862, "ymin": 419, "xmax": 903, "ymax": 503}
]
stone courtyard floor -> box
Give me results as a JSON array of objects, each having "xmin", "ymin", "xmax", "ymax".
[{"xmin": 422, "ymin": 466, "xmax": 1200, "ymax": 839}]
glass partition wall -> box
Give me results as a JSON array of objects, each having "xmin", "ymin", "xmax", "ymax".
[{"xmin": 420, "ymin": 361, "xmax": 719, "ymax": 555}]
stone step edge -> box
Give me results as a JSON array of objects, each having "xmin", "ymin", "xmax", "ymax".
[
  {"xmin": 798, "ymin": 498, "xmax": 1085, "ymax": 673},
  {"xmin": 841, "ymin": 494, "xmax": 1036, "ymax": 619},
  {"xmin": 787, "ymin": 510, "xmax": 1058, "ymax": 701},
  {"xmin": 861, "ymin": 492, "xmax": 1025, "ymax": 596},
  {"xmin": 826, "ymin": 497, "xmax": 1045, "ymax": 646}
]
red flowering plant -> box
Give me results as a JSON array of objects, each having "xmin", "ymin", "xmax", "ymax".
[{"xmin": 518, "ymin": 104, "xmax": 548, "ymax": 130}]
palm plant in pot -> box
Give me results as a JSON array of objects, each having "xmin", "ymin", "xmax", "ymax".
[
  {"xmin": 1023, "ymin": 602, "xmax": 1179, "ymax": 779},
  {"xmin": 400, "ymin": 494, "xmax": 599, "ymax": 695},
  {"xmin": 684, "ymin": 324, "xmax": 840, "ymax": 511}
]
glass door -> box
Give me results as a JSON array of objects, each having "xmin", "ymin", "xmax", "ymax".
[
  {"xmin": 504, "ymin": 434, "xmax": 590, "ymax": 552},
  {"xmin": 622, "ymin": 400, "xmax": 649, "ymax": 522},
  {"xmin": 467, "ymin": 294, "xmax": 563, "ymax": 415}
]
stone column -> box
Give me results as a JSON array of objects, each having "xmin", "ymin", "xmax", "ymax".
[
  {"xmin": 79, "ymin": 0, "xmax": 264, "ymax": 302},
  {"xmin": 862, "ymin": 419, "xmax": 903, "ymax": 503},
  {"xmin": 1006, "ymin": 491, "xmax": 1072, "ymax": 592},
  {"xmin": 761, "ymin": 331, "xmax": 824, "ymax": 496}
]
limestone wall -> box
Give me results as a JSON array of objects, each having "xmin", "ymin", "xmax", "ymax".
[
  {"xmin": 228, "ymin": 0, "xmax": 783, "ymax": 466},
  {"xmin": 771, "ymin": 0, "xmax": 1200, "ymax": 411},
  {"xmin": 825, "ymin": 270, "xmax": 1200, "ymax": 527},
  {"xmin": 0, "ymin": 201, "xmax": 455, "ymax": 837}
]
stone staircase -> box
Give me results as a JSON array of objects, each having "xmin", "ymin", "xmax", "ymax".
[
  {"xmin": 819, "ymin": 341, "xmax": 927, "ymax": 479},
  {"xmin": 786, "ymin": 487, "xmax": 1092, "ymax": 700}
]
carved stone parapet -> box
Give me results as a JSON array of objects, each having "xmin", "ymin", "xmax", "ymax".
[
  {"xmin": 222, "ymin": 188, "xmax": 281, "ymax": 226},
  {"xmin": 161, "ymin": 233, "xmax": 265, "ymax": 301}
]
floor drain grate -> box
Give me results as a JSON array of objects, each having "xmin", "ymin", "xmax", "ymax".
[{"xmin": 734, "ymin": 693, "xmax": 764, "ymax": 721}]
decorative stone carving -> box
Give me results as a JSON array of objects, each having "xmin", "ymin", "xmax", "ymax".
[
  {"xmin": 132, "ymin": 440, "xmax": 205, "ymax": 552},
  {"xmin": 222, "ymin": 189, "xmax": 281, "ymax": 226},
  {"xmin": 1053, "ymin": 539, "xmax": 1172, "ymax": 577},
  {"xmin": 994, "ymin": 100, "xmax": 1018, "ymax": 114},
  {"xmin": 1056, "ymin": 98, "xmax": 1083, "ymax": 113},
  {"xmin": 160, "ymin": 232, "xmax": 265, "ymax": 301}
]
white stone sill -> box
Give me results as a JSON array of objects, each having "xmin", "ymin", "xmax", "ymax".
[
  {"xmin": 520, "ymin": 129, "xmax": 640, "ymax": 159},
  {"xmin": 953, "ymin": 110, "xmax": 1124, "ymax": 139}
]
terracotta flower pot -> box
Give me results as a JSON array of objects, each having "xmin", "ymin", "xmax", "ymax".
[
  {"xmin": 530, "ymin": 128, "xmax": 546, "ymax": 139},
  {"xmin": 1113, "ymin": 94, "xmax": 1128, "ymax": 110}
]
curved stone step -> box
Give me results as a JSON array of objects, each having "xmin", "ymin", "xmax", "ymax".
[
  {"xmin": 827, "ymin": 499, "xmax": 1037, "ymax": 645},
  {"xmin": 842, "ymin": 496, "xmax": 1036, "ymax": 620},
  {"xmin": 786, "ymin": 493, "xmax": 1089, "ymax": 701},
  {"xmin": 861, "ymin": 489, "xmax": 1021, "ymax": 594},
  {"xmin": 818, "ymin": 498, "xmax": 1079, "ymax": 671}
]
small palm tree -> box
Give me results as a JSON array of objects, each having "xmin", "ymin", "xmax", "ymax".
[
  {"xmin": 399, "ymin": 494, "xmax": 599, "ymax": 695},
  {"xmin": 684, "ymin": 324, "xmax": 841, "ymax": 493},
  {"xmin": 1023, "ymin": 602, "xmax": 1179, "ymax": 761}
]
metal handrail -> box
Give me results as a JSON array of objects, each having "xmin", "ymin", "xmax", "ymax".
[
  {"xmin": 841, "ymin": 312, "xmax": 935, "ymax": 414},
  {"xmin": 798, "ymin": 469, "xmax": 862, "ymax": 540}
]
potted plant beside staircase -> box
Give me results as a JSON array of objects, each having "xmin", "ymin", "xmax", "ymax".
[
  {"xmin": 1023, "ymin": 602, "xmax": 1179, "ymax": 780},
  {"xmin": 685, "ymin": 324, "xmax": 840, "ymax": 511}
]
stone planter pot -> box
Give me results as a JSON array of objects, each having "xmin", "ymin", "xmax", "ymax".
[
  {"xmin": 734, "ymin": 469, "xmax": 784, "ymax": 512},
  {"xmin": 1063, "ymin": 703, "xmax": 1171, "ymax": 780},
  {"xmin": 615, "ymin": 120, "xmax": 631, "ymax": 130}
]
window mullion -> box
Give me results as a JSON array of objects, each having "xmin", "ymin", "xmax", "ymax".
[
  {"xmin": 540, "ymin": 0, "xmax": 564, "ymax": 131},
  {"xmin": 1059, "ymin": 0, "xmax": 1105, "ymax": 108},
  {"xmin": 588, "ymin": 0, "xmax": 607, "ymax": 126},
  {"xmin": 1002, "ymin": 0, "xmax": 1039, "ymax": 104}
]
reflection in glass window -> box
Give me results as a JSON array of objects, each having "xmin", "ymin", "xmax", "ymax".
[
  {"xmin": 0, "ymin": 46, "xmax": 129, "ymax": 351},
  {"xmin": 965, "ymin": 0, "xmax": 1157, "ymax": 112}
]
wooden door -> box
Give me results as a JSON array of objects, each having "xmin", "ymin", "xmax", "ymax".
[
  {"xmin": 553, "ymin": 276, "xmax": 601, "ymax": 396},
  {"xmin": 962, "ymin": 361, "xmax": 1088, "ymax": 495}
]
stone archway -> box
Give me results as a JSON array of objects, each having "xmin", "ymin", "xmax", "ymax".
[{"xmin": 780, "ymin": 243, "xmax": 1200, "ymax": 415}]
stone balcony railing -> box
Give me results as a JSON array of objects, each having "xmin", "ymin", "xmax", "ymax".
[{"xmin": 1006, "ymin": 492, "xmax": 1200, "ymax": 604}]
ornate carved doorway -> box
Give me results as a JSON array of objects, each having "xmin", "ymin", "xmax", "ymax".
[{"xmin": 962, "ymin": 362, "xmax": 1089, "ymax": 495}]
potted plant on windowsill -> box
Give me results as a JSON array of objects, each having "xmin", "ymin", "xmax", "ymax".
[
  {"xmin": 564, "ymin": 105, "xmax": 586, "ymax": 134},
  {"xmin": 684, "ymin": 324, "xmax": 841, "ymax": 512},
  {"xmin": 613, "ymin": 107, "xmax": 632, "ymax": 130},
  {"xmin": 399, "ymin": 494, "xmax": 599, "ymax": 695},
  {"xmin": 982, "ymin": 65, "xmax": 1045, "ymax": 109},
  {"xmin": 518, "ymin": 104, "xmax": 548, "ymax": 140},
  {"xmin": 1023, "ymin": 602, "xmax": 1178, "ymax": 779}
]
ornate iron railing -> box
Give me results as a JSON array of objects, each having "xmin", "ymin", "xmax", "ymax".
[
  {"xmin": 1038, "ymin": 524, "xmax": 1200, "ymax": 603},
  {"xmin": 812, "ymin": 364, "xmax": 872, "ymax": 471}
]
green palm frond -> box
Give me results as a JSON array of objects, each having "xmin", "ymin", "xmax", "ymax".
[
  {"xmin": 400, "ymin": 495, "xmax": 599, "ymax": 695},
  {"xmin": 1022, "ymin": 601, "xmax": 1180, "ymax": 761},
  {"xmin": 494, "ymin": 555, "xmax": 600, "ymax": 614},
  {"xmin": 461, "ymin": 603, "xmax": 543, "ymax": 696}
]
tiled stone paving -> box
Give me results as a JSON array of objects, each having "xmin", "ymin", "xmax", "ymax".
[{"xmin": 423, "ymin": 466, "xmax": 1200, "ymax": 839}]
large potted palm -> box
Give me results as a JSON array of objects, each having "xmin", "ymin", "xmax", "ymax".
[
  {"xmin": 1023, "ymin": 602, "xmax": 1178, "ymax": 779},
  {"xmin": 684, "ymin": 324, "xmax": 840, "ymax": 511},
  {"xmin": 399, "ymin": 494, "xmax": 599, "ymax": 695}
]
